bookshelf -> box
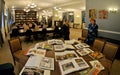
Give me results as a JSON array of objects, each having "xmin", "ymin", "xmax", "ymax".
[{"xmin": 15, "ymin": 10, "xmax": 37, "ymax": 23}]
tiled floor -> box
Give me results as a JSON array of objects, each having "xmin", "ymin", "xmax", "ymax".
[{"xmin": 0, "ymin": 28, "xmax": 82, "ymax": 74}]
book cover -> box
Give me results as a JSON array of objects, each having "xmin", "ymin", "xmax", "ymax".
[{"xmin": 89, "ymin": 52, "xmax": 104, "ymax": 59}]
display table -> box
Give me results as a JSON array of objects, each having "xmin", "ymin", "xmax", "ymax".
[{"xmin": 19, "ymin": 39, "xmax": 109, "ymax": 75}]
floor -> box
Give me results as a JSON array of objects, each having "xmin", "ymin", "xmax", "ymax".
[{"xmin": 0, "ymin": 28, "xmax": 82, "ymax": 75}]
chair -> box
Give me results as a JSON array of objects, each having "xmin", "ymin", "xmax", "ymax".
[
  {"xmin": 91, "ymin": 38, "xmax": 105, "ymax": 52},
  {"xmin": 78, "ymin": 29, "xmax": 88, "ymax": 42},
  {"xmin": 102, "ymin": 42, "xmax": 119, "ymax": 62},
  {"xmin": 110, "ymin": 59, "xmax": 120, "ymax": 75},
  {"xmin": 99, "ymin": 42, "xmax": 119, "ymax": 72},
  {"xmin": 8, "ymin": 37, "xmax": 28, "ymax": 65}
]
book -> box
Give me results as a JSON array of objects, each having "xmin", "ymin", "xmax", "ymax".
[
  {"xmin": 77, "ymin": 48, "xmax": 94, "ymax": 56},
  {"xmin": 21, "ymin": 67, "xmax": 44, "ymax": 75},
  {"xmin": 59, "ymin": 57, "xmax": 89, "ymax": 75},
  {"xmin": 54, "ymin": 44, "xmax": 66, "ymax": 52},
  {"xmin": 39, "ymin": 57, "xmax": 54, "ymax": 70},
  {"xmin": 25, "ymin": 55, "xmax": 54, "ymax": 70},
  {"xmin": 64, "ymin": 39, "xmax": 80, "ymax": 45},
  {"xmin": 74, "ymin": 57, "xmax": 90, "ymax": 70},
  {"xmin": 64, "ymin": 44, "xmax": 75, "ymax": 50},
  {"xmin": 59, "ymin": 59, "xmax": 79, "ymax": 75},
  {"xmin": 26, "ymin": 48, "xmax": 46, "ymax": 56},
  {"xmin": 48, "ymin": 39, "xmax": 64, "ymax": 45},
  {"xmin": 87, "ymin": 68, "xmax": 101, "ymax": 75},
  {"xmin": 80, "ymin": 43, "xmax": 90, "ymax": 48},
  {"xmin": 79, "ymin": 68, "xmax": 90, "ymax": 75},
  {"xmin": 74, "ymin": 44, "xmax": 84, "ymax": 49},
  {"xmin": 55, "ymin": 51, "xmax": 79, "ymax": 61},
  {"xmin": 89, "ymin": 51, "xmax": 104, "ymax": 59},
  {"xmin": 89, "ymin": 60, "xmax": 104, "ymax": 70}
]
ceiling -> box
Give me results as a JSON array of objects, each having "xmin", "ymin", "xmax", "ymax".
[{"xmin": 4, "ymin": 0, "xmax": 85, "ymax": 11}]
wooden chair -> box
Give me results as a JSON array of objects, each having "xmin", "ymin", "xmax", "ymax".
[
  {"xmin": 102, "ymin": 42, "xmax": 119, "ymax": 62},
  {"xmin": 91, "ymin": 38, "xmax": 105, "ymax": 52},
  {"xmin": 8, "ymin": 37, "xmax": 28, "ymax": 65},
  {"xmin": 78, "ymin": 29, "xmax": 88, "ymax": 42},
  {"xmin": 99, "ymin": 42, "xmax": 119, "ymax": 72}
]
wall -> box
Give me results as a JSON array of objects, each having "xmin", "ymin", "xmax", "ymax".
[{"xmin": 86, "ymin": 0, "xmax": 120, "ymax": 41}]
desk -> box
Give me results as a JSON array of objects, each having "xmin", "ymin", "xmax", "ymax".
[
  {"xmin": 19, "ymin": 40, "xmax": 109, "ymax": 75},
  {"xmin": 10, "ymin": 28, "xmax": 54, "ymax": 37}
]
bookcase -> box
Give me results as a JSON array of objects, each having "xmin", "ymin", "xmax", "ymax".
[{"xmin": 15, "ymin": 10, "xmax": 37, "ymax": 23}]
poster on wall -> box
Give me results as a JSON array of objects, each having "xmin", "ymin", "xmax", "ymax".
[
  {"xmin": 99, "ymin": 10, "xmax": 108, "ymax": 19},
  {"xmin": 89, "ymin": 9, "xmax": 96, "ymax": 19}
]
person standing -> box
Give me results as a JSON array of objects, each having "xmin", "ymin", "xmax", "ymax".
[
  {"xmin": 85, "ymin": 18, "xmax": 98, "ymax": 45},
  {"xmin": 61, "ymin": 20, "xmax": 70, "ymax": 40}
]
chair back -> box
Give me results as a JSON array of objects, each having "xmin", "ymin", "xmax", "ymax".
[
  {"xmin": 93, "ymin": 38, "xmax": 105, "ymax": 52},
  {"xmin": 82, "ymin": 29, "xmax": 88, "ymax": 37},
  {"xmin": 8, "ymin": 38, "xmax": 22, "ymax": 53},
  {"xmin": 103, "ymin": 42, "xmax": 119, "ymax": 61}
]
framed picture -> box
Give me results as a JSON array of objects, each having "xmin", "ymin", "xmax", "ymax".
[
  {"xmin": 89, "ymin": 9, "xmax": 96, "ymax": 18},
  {"xmin": 99, "ymin": 10, "xmax": 108, "ymax": 19}
]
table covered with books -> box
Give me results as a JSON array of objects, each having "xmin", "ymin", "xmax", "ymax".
[{"xmin": 19, "ymin": 39, "xmax": 109, "ymax": 75}]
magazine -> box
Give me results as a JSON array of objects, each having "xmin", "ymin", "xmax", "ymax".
[
  {"xmin": 26, "ymin": 48, "xmax": 46, "ymax": 56},
  {"xmin": 59, "ymin": 57, "xmax": 89, "ymax": 75},
  {"xmin": 48, "ymin": 39, "xmax": 64, "ymax": 45},
  {"xmin": 89, "ymin": 51, "xmax": 104, "ymax": 59},
  {"xmin": 54, "ymin": 44, "xmax": 66, "ymax": 51},
  {"xmin": 89, "ymin": 60, "xmax": 104, "ymax": 70},
  {"xmin": 79, "ymin": 68, "xmax": 90, "ymax": 75},
  {"xmin": 55, "ymin": 51, "xmax": 78, "ymax": 61}
]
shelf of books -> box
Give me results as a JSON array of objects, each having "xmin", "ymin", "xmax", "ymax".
[{"xmin": 15, "ymin": 10, "xmax": 37, "ymax": 23}]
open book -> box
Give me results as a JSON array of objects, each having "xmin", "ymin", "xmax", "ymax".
[
  {"xmin": 25, "ymin": 55, "xmax": 54, "ymax": 70},
  {"xmin": 76, "ymin": 48, "xmax": 94, "ymax": 56},
  {"xmin": 89, "ymin": 60, "xmax": 104, "ymax": 71},
  {"xmin": 59, "ymin": 57, "xmax": 89, "ymax": 75},
  {"xmin": 89, "ymin": 51, "xmax": 104, "ymax": 59},
  {"xmin": 55, "ymin": 51, "xmax": 79, "ymax": 61},
  {"xmin": 54, "ymin": 44, "xmax": 66, "ymax": 52},
  {"xmin": 48, "ymin": 39, "xmax": 64, "ymax": 45},
  {"xmin": 26, "ymin": 48, "xmax": 46, "ymax": 56}
]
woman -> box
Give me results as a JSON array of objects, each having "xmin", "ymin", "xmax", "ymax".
[
  {"xmin": 85, "ymin": 18, "xmax": 98, "ymax": 45},
  {"xmin": 61, "ymin": 20, "xmax": 70, "ymax": 40}
]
